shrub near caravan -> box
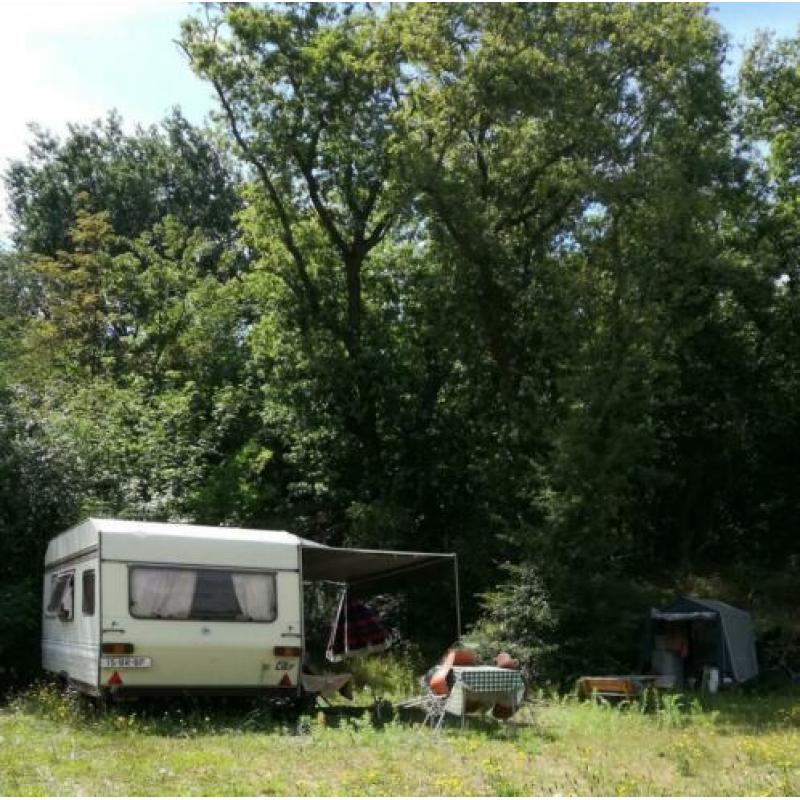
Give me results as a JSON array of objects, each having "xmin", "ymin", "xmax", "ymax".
[{"xmin": 42, "ymin": 518, "xmax": 456, "ymax": 700}]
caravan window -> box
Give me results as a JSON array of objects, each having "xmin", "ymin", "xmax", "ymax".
[
  {"xmin": 82, "ymin": 570, "xmax": 95, "ymax": 615},
  {"xmin": 46, "ymin": 572, "xmax": 74, "ymax": 620},
  {"xmin": 129, "ymin": 566, "xmax": 277, "ymax": 622}
]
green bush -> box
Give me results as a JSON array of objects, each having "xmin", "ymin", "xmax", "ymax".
[
  {"xmin": 468, "ymin": 562, "xmax": 558, "ymax": 678},
  {"xmin": 347, "ymin": 654, "xmax": 419, "ymax": 701},
  {"xmin": 0, "ymin": 577, "xmax": 43, "ymax": 692}
]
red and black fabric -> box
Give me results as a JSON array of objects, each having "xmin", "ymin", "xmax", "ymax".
[{"xmin": 326, "ymin": 591, "xmax": 394, "ymax": 662}]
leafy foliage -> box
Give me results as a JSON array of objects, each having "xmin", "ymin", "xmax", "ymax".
[
  {"xmin": 2, "ymin": 3, "xmax": 800, "ymax": 689},
  {"xmin": 468, "ymin": 563, "xmax": 558, "ymax": 676}
]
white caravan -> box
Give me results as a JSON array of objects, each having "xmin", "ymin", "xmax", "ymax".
[{"xmin": 42, "ymin": 518, "xmax": 456, "ymax": 699}]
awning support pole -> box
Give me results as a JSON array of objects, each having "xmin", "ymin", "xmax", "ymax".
[{"xmin": 454, "ymin": 553, "xmax": 462, "ymax": 642}]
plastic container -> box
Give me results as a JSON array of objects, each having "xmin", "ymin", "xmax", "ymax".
[{"xmin": 702, "ymin": 666, "xmax": 720, "ymax": 694}]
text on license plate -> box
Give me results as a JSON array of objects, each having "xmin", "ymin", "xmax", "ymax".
[{"xmin": 100, "ymin": 656, "xmax": 152, "ymax": 668}]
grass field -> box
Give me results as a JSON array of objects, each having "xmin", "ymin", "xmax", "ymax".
[{"xmin": 1, "ymin": 685, "xmax": 800, "ymax": 796}]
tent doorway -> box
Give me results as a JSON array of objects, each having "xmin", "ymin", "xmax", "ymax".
[{"xmin": 646, "ymin": 597, "xmax": 759, "ymax": 689}]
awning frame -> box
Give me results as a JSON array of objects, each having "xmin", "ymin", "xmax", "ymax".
[{"xmin": 300, "ymin": 544, "xmax": 461, "ymax": 640}]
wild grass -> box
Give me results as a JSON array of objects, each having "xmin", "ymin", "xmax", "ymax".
[{"xmin": 1, "ymin": 681, "xmax": 799, "ymax": 795}]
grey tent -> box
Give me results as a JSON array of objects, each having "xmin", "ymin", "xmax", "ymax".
[{"xmin": 648, "ymin": 596, "xmax": 758, "ymax": 684}]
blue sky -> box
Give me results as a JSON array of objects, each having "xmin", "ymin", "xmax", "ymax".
[
  {"xmin": 0, "ymin": 2, "xmax": 212, "ymax": 233},
  {"xmin": 1, "ymin": 2, "xmax": 800, "ymax": 234},
  {"xmin": 716, "ymin": 2, "xmax": 800, "ymax": 49}
]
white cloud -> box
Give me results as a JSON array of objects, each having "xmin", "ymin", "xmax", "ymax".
[
  {"xmin": 0, "ymin": 1, "xmax": 211, "ymax": 238},
  {"xmin": 1, "ymin": 3, "xmax": 145, "ymax": 156}
]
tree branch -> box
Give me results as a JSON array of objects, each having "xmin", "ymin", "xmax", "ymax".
[
  {"xmin": 296, "ymin": 157, "xmax": 351, "ymax": 260},
  {"xmin": 178, "ymin": 40, "xmax": 322, "ymax": 318}
]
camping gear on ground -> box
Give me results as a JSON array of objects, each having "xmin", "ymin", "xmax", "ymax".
[
  {"xmin": 300, "ymin": 672, "xmax": 354, "ymax": 700},
  {"xmin": 420, "ymin": 687, "xmax": 449, "ymax": 730},
  {"xmin": 702, "ymin": 665, "xmax": 720, "ymax": 694},
  {"xmin": 576, "ymin": 675, "xmax": 657, "ymax": 700},
  {"xmin": 444, "ymin": 648, "xmax": 479, "ymax": 667},
  {"xmin": 429, "ymin": 664, "xmax": 451, "ymax": 696},
  {"xmin": 654, "ymin": 673, "xmax": 679, "ymax": 689},
  {"xmin": 652, "ymin": 648, "xmax": 684, "ymax": 686},
  {"xmin": 419, "ymin": 650, "xmax": 526, "ymax": 730},
  {"xmin": 429, "ymin": 648, "xmax": 479, "ymax": 695},
  {"xmin": 646, "ymin": 597, "xmax": 758, "ymax": 689},
  {"xmin": 300, "ymin": 654, "xmax": 354, "ymax": 700},
  {"xmin": 443, "ymin": 666, "xmax": 526, "ymax": 727},
  {"xmin": 494, "ymin": 651, "xmax": 520, "ymax": 670},
  {"xmin": 326, "ymin": 588, "xmax": 395, "ymax": 662}
]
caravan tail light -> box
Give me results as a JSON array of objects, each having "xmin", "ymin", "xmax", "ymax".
[
  {"xmin": 102, "ymin": 643, "xmax": 134, "ymax": 655},
  {"xmin": 279, "ymin": 672, "xmax": 294, "ymax": 688},
  {"xmin": 273, "ymin": 646, "xmax": 301, "ymax": 657}
]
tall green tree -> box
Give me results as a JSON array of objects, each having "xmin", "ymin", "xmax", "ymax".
[
  {"xmin": 2, "ymin": 114, "xmax": 254, "ymax": 533},
  {"xmin": 180, "ymin": 4, "xmax": 421, "ymax": 537},
  {"xmin": 395, "ymin": 4, "xmax": 750, "ymax": 567},
  {"xmin": 6, "ymin": 110, "xmax": 241, "ymax": 259},
  {"xmin": 738, "ymin": 31, "xmax": 800, "ymax": 563},
  {"xmin": 4, "ymin": 3, "xmax": 800, "ymax": 688}
]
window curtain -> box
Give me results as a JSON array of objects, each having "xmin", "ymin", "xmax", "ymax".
[
  {"xmin": 231, "ymin": 573, "xmax": 276, "ymax": 621},
  {"xmin": 131, "ymin": 568, "xmax": 197, "ymax": 619},
  {"xmin": 61, "ymin": 575, "xmax": 74, "ymax": 618},
  {"xmin": 47, "ymin": 575, "xmax": 68, "ymax": 612}
]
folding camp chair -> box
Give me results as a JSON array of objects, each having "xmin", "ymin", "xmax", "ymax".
[{"xmin": 421, "ymin": 686, "xmax": 448, "ymax": 731}]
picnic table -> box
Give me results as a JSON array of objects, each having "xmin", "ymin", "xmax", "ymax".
[{"xmin": 442, "ymin": 665, "xmax": 526, "ymax": 728}]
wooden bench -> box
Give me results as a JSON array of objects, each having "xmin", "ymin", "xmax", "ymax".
[{"xmin": 576, "ymin": 675, "xmax": 655, "ymax": 700}]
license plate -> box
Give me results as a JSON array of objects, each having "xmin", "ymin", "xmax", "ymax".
[{"xmin": 101, "ymin": 656, "xmax": 152, "ymax": 668}]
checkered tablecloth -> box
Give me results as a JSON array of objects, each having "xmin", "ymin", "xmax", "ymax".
[
  {"xmin": 452, "ymin": 666, "xmax": 525, "ymax": 695},
  {"xmin": 444, "ymin": 666, "xmax": 526, "ymax": 717}
]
